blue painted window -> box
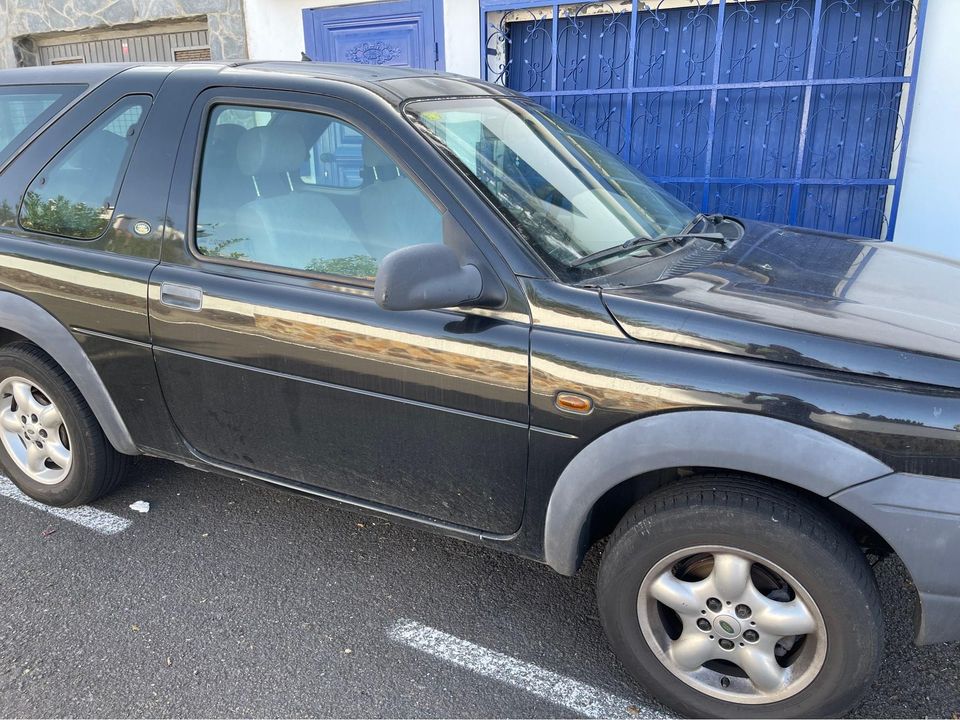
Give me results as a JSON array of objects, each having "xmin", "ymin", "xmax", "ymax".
[{"xmin": 482, "ymin": 0, "xmax": 925, "ymax": 240}]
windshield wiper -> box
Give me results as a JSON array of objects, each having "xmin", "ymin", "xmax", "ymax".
[
  {"xmin": 682, "ymin": 212, "xmax": 726, "ymax": 234},
  {"xmin": 570, "ymin": 231, "xmax": 726, "ymax": 268}
]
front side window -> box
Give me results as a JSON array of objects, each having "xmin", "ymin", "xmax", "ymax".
[
  {"xmin": 0, "ymin": 84, "xmax": 83, "ymax": 166},
  {"xmin": 195, "ymin": 104, "xmax": 443, "ymax": 280},
  {"xmin": 406, "ymin": 98, "xmax": 695, "ymax": 280},
  {"xmin": 19, "ymin": 96, "xmax": 148, "ymax": 240}
]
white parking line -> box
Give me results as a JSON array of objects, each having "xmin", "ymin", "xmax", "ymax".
[
  {"xmin": 389, "ymin": 619, "xmax": 670, "ymax": 719},
  {"xmin": 0, "ymin": 477, "xmax": 131, "ymax": 535}
]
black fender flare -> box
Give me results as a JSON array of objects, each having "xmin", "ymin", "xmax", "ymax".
[
  {"xmin": 0, "ymin": 291, "xmax": 138, "ymax": 455},
  {"xmin": 543, "ymin": 410, "xmax": 892, "ymax": 575}
]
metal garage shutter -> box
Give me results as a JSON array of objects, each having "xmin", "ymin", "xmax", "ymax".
[{"xmin": 37, "ymin": 23, "xmax": 210, "ymax": 65}]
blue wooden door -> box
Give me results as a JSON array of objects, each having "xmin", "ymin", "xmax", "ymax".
[{"xmin": 303, "ymin": 0, "xmax": 444, "ymax": 70}]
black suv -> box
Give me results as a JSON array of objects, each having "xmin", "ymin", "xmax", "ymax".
[{"xmin": 0, "ymin": 62, "xmax": 957, "ymax": 718}]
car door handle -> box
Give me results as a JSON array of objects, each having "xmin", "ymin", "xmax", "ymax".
[{"xmin": 159, "ymin": 282, "xmax": 203, "ymax": 312}]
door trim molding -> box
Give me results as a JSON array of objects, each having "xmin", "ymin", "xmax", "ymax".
[{"xmin": 153, "ymin": 344, "xmax": 532, "ymax": 430}]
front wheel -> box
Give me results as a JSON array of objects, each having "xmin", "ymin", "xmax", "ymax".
[{"xmin": 597, "ymin": 477, "xmax": 882, "ymax": 718}]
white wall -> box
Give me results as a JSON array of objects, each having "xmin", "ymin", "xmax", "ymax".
[
  {"xmin": 242, "ymin": 0, "xmax": 480, "ymax": 76},
  {"xmin": 243, "ymin": 0, "xmax": 359, "ymax": 61},
  {"xmin": 892, "ymin": 1, "xmax": 960, "ymax": 256},
  {"xmin": 442, "ymin": 0, "xmax": 480, "ymax": 77}
]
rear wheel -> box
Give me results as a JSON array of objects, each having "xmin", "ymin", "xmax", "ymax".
[
  {"xmin": 0, "ymin": 342, "xmax": 128, "ymax": 506},
  {"xmin": 597, "ymin": 476, "xmax": 882, "ymax": 718}
]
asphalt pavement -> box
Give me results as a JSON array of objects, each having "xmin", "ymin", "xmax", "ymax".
[{"xmin": 0, "ymin": 457, "xmax": 957, "ymax": 718}]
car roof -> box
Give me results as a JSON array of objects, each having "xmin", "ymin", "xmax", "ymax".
[
  {"xmin": 0, "ymin": 62, "xmax": 142, "ymax": 87},
  {"xmin": 226, "ymin": 61, "xmax": 521, "ymax": 105},
  {"xmin": 0, "ymin": 61, "xmax": 519, "ymax": 106}
]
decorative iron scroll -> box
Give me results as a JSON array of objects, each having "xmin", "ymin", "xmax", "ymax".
[{"xmin": 346, "ymin": 41, "xmax": 402, "ymax": 65}]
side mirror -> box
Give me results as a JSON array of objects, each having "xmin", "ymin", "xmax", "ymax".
[{"xmin": 374, "ymin": 243, "xmax": 485, "ymax": 311}]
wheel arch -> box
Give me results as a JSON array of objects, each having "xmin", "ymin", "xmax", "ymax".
[
  {"xmin": 544, "ymin": 410, "xmax": 893, "ymax": 576},
  {"xmin": 0, "ymin": 291, "xmax": 138, "ymax": 455}
]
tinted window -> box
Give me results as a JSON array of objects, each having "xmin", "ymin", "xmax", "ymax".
[
  {"xmin": 0, "ymin": 84, "xmax": 83, "ymax": 166},
  {"xmin": 19, "ymin": 96, "xmax": 148, "ymax": 240},
  {"xmin": 195, "ymin": 104, "xmax": 443, "ymax": 280}
]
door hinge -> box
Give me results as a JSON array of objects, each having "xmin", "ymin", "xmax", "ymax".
[{"xmin": 435, "ymin": 41, "xmax": 440, "ymax": 65}]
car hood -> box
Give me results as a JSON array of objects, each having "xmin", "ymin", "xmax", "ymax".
[{"xmin": 601, "ymin": 221, "xmax": 960, "ymax": 388}]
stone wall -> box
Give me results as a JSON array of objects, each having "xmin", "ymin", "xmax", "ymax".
[{"xmin": 0, "ymin": 0, "xmax": 248, "ymax": 68}]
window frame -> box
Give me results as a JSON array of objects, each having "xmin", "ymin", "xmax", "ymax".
[
  {"xmin": 188, "ymin": 93, "xmax": 449, "ymax": 289},
  {"xmin": 16, "ymin": 93, "xmax": 152, "ymax": 242}
]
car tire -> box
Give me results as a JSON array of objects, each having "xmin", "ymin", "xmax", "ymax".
[
  {"xmin": 0, "ymin": 341, "xmax": 128, "ymax": 506},
  {"xmin": 597, "ymin": 475, "xmax": 882, "ymax": 719}
]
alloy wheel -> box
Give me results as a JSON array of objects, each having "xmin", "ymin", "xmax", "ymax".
[
  {"xmin": 0, "ymin": 375, "xmax": 72, "ymax": 484},
  {"xmin": 637, "ymin": 545, "xmax": 827, "ymax": 704}
]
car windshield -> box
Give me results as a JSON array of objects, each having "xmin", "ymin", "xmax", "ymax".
[{"xmin": 405, "ymin": 97, "xmax": 695, "ymax": 280}]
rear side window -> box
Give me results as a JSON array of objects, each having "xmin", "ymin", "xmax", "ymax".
[
  {"xmin": 19, "ymin": 96, "xmax": 149, "ymax": 240},
  {"xmin": 0, "ymin": 84, "xmax": 82, "ymax": 166}
]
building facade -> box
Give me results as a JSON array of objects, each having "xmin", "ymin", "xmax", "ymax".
[
  {"xmin": 0, "ymin": 0, "xmax": 246, "ymax": 68},
  {"xmin": 0, "ymin": 0, "xmax": 956, "ymax": 255},
  {"xmin": 243, "ymin": 0, "xmax": 479, "ymax": 76}
]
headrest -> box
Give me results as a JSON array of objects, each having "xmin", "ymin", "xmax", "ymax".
[
  {"xmin": 76, "ymin": 130, "xmax": 128, "ymax": 168},
  {"xmin": 361, "ymin": 137, "xmax": 401, "ymax": 181},
  {"xmin": 211, "ymin": 122, "xmax": 246, "ymax": 149},
  {"xmin": 362, "ymin": 137, "xmax": 392, "ymax": 167},
  {"xmin": 237, "ymin": 126, "xmax": 307, "ymax": 176}
]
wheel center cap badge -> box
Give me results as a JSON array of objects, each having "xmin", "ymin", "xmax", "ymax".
[{"xmin": 715, "ymin": 615, "xmax": 741, "ymax": 638}]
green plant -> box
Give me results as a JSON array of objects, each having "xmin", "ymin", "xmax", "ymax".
[
  {"xmin": 306, "ymin": 254, "xmax": 379, "ymax": 278},
  {"xmin": 198, "ymin": 232, "xmax": 249, "ymax": 261},
  {"xmin": 19, "ymin": 191, "xmax": 107, "ymax": 239}
]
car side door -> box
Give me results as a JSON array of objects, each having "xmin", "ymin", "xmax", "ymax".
[{"xmin": 148, "ymin": 87, "xmax": 532, "ymax": 535}]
